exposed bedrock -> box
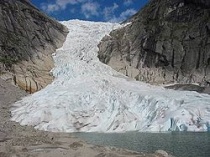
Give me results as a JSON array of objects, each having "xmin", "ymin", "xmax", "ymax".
[
  {"xmin": 98, "ymin": 0, "xmax": 210, "ymax": 86},
  {"xmin": 0, "ymin": 0, "xmax": 68, "ymax": 93}
]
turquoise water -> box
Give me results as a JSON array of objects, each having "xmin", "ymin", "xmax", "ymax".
[{"xmin": 74, "ymin": 132, "xmax": 210, "ymax": 157}]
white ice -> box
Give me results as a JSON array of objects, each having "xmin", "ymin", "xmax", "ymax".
[{"xmin": 11, "ymin": 20, "xmax": 210, "ymax": 132}]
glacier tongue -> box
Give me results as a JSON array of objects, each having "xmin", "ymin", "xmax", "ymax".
[{"xmin": 11, "ymin": 20, "xmax": 210, "ymax": 132}]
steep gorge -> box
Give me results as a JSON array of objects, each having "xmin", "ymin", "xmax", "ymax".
[
  {"xmin": 98, "ymin": 0, "xmax": 210, "ymax": 86},
  {"xmin": 0, "ymin": 0, "xmax": 68, "ymax": 93}
]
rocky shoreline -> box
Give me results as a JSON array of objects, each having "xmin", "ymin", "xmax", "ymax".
[{"xmin": 0, "ymin": 78, "xmax": 174, "ymax": 157}]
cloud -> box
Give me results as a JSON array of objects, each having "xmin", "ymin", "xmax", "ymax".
[
  {"xmin": 40, "ymin": 0, "xmax": 137, "ymax": 21},
  {"xmin": 56, "ymin": 0, "xmax": 86, "ymax": 8},
  {"xmin": 102, "ymin": 2, "xmax": 136, "ymax": 23},
  {"xmin": 123, "ymin": 0, "xmax": 133, "ymax": 6},
  {"xmin": 103, "ymin": 3, "xmax": 119, "ymax": 21},
  {"xmin": 81, "ymin": 2, "xmax": 100, "ymax": 18},
  {"xmin": 41, "ymin": 3, "xmax": 60, "ymax": 12},
  {"xmin": 108, "ymin": 8, "xmax": 137, "ymax": 23},
  {"xmin": 120, "ymin": 8, "xmax": 136, "ymax": 20},
  {"xmin": 41, "ymin": 0, "xmax": 86, "ymax": 12}
]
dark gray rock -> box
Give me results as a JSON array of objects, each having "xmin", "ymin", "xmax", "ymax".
[
  {"xmin": 0, "ymin": 0, "xmax": 68, "ymax": 93},
  {"xmin": 164, "ymin": 83, "xmax": 210, "ymax": 95},
  {"xmin": 98, "ymin": 0, "xmax": 210, "ymax": 86},
  {"xmin": 164, "ymin": 84, "xmax": 205, "ymax": 93}
]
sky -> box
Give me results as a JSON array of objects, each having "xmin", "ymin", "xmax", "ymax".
[{"xmin": 31, "ymin": 0, "xmax": 148, "ymax": 22}]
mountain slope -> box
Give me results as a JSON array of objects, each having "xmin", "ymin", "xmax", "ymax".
[
  {"xmin": 98, "ymin": 0, "xmax": 210, "ymax": 86},
  {"xmin": 0, "ymin": 0, "xmax": 68, "ymax": 93},
  {"xmin": 11, "ymin": 20, "xmax": 210, "ymax": 133}
]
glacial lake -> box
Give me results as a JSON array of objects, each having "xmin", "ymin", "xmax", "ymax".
[{"xmin": 74, "ymin": 132, "xmax": 210, "ymax": 157}]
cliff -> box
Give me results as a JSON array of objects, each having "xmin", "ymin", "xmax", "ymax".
[
  {"xmin": 0, "ymin": 0, "xmax": 68, "ymax": 93},
  {"xmin": 98, "ymin": 0, "xmax": 210, "ymax": 86}
]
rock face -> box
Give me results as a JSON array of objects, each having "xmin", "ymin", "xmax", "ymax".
[
  {"xmin": 98, "ymin": 0, "xmax": 210, "ymax": 86},
  {"xmin": 0, "ymin": 0, "xmax": 68, "ymax": 93}
]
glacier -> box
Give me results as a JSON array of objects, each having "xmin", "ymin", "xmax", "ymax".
[{"xmin": 11, "ymin": 20, "xmax": 210, "ymax": 132}]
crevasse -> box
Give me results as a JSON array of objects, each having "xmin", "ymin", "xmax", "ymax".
[{"xmin": 11, "ymin": 20, "xmax": 210, "ymax": 132}]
